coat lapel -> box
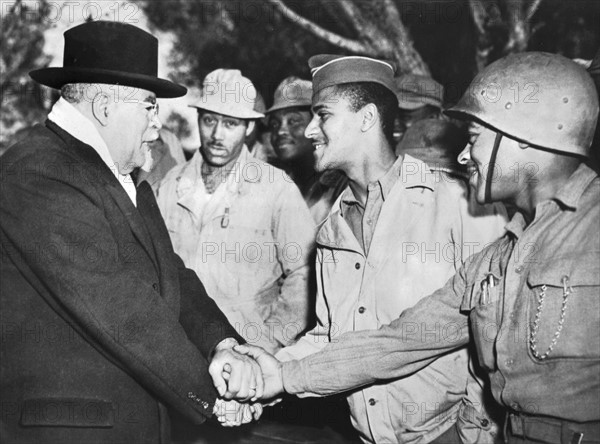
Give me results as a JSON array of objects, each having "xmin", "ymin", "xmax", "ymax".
[
  {"xmin": 107, "ymin": 180, "xmax": 159, "ymax": 271},
  {"xmin": 136, "ymin": 181, "xmax": 181, "ymax": 309},
  {"xmin": 46, "ymin": 120, "xmax": 159, "ymax": 272}
]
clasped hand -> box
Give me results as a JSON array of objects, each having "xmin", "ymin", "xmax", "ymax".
[
  {"xmin": 209, "ymin": 342, "xmax": 285, "ymax": 413},
  {"xmin": 213, "ymin": 398, "xmax": 263, "ymax": 427}
]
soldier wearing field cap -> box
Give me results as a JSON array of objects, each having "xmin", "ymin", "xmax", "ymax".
[
  {"xmin": 155, "ymin": 69, "xmax": 315, "ymax": 355},
  {"xmin": 248, "ymin": 54, "xmax": 508, "ymax": 443},
  {"xmin": 267, "ymin": 76, "xmax": 346, "ymax": 223},
  {"xmin": 394, "ymin": 73, "xmax": 444, "ymax": 138},
  {"xmin": 244, "ymin": 52, "xmax": 600, "ymax": 444},
  {"xmin": 393, "ymin": 74, "xmax": 465, "ymax": 174}
]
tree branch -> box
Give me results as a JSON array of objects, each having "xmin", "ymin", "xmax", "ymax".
[
  {"xmin": 525, "ymin": 0, "xmax": 543, "ymax": 21},
  {"xmin": 382, "ymin": 0, "xmax": 402, "ymax": 25},
  {"xmin": 265, "ymin": 0, "xmax": 372, "ymax": 54},
  {"xmin": 468, "ymin": 0, "xmax": 488, "ymax": 35},
  {"xmin": 503, "ymin": 0, "xmax": 528, "ymax": 53}
]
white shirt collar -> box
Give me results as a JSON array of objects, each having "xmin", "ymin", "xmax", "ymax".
[{"xmin": 48, "ymin": 98, "xmax": 137, "ymax": 206}]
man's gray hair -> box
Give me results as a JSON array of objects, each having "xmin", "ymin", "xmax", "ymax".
[
  {"xmin": 60, "ymin": 83, "xmax": 98, "ymax": 103},
  {"xmin": 61, "ymin": 83, "xmax": 140, "ymax": 104}
]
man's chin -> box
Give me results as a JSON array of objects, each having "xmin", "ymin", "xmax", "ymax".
[
  {"xmin": 314, "ymin": 159, "xmax": 328, "ymax": 173},
  {"xmin": 203, "ymin": 155, "xmax": 229, "ymax": 168}
]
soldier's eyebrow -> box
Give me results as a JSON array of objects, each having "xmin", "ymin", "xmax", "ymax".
[{"xmin": 312, "ymin": 103, "xmax": 328, "ymax": 113}]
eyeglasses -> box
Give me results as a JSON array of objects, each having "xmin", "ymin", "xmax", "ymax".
[
  {"xmin": 140, "ymin": 101, "xmax": 160, "ymax": 118},
  {"xmin": 129, "ymin": 100, "xmax": 160, "ymax": 119}
]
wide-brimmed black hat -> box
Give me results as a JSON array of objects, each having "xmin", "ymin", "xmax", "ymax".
[{"xmin": 30, "ymin": 21, "xmax": 186, "ymax": 98}]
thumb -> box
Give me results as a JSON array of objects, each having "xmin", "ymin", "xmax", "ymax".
[
  {"xmin": 209, "ymin": 365, "xmax": 227, "ymax": 397},
  {"xmin": 213, "ymin": 377, "xmax": 226, "ymax": 397},
  {"xmin": 233, "ymin": 344, "xmax": 263, "ymax": 359}
]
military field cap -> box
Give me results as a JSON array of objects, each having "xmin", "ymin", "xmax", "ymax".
[
  {"xmin": 266, "ymin": 77, "xmax": 312, "ymax": 113},
  {"xmin": 29, "ymin": 21, "xmax": 186, "ymax": 98},
  {"xmin": 395, "ymin": 74, "xmax": 444, "ymax": 110},
  {"xmin": 308, "ymin": 55, "xmax": 397, "ymax": 96},
  {"xmin": 189, "ymin": 69, "xmax": 265, "ymax": 119}
]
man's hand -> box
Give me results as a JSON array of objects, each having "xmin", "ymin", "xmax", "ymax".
[
  {"xmin": 209, "ymin": 338, "xmax": 263, "ymax": 401},
  {"xmin": 213, "ymin": 398, "xmax": 263, "ymax": 427},
  {"xmin": 233, "ymin": 344, "xmax": 284, "ymax": 400}
]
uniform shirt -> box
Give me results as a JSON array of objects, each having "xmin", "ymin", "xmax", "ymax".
[
  {"xmin": 282, "ymin": 163, "xmax": 599, "ymax": 424},
  {"xmin": 155, "ymin": 147, "xmax": 315, "ymax": 353},
  {"xmin": 304, "ymin": 170, "xmax": 347, "ymax": 225},
  {"xmin": 278, "ymin": 154, "xmax": 508, "ymax": 443},
  {"xmin": 341, "ymin": 159, "xmax": 398, "ymax": 255}
]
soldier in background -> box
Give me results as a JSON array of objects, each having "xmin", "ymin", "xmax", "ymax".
[
  {"xmin": 267, "ymin": 76, "xmax": 346, "ymax": 224},
  {"xmin": 156, "ymin": 69, "xmax": 315, "ymax": 354}
]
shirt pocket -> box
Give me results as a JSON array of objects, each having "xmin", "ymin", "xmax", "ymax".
[
  {"xmin": 526, "ymin": 254, "xmax": 600, "ymax": 362},
  {"xmin": 463, "ymin": 274, "xmax": 503, "ymax": 371}
]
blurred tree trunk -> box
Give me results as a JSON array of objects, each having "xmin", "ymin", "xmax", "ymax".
[
  {"xmin": 266, "ymin": 0, "xmax": 431, "ymax": 75},
  {"xmin": 1, "ymin": 0, "xmax": 52, "ymax": 151}
]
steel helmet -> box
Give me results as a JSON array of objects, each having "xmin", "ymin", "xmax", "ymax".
[{"xmin": 446, "ymin": 52, "xmax": 599, "ymax": 157}]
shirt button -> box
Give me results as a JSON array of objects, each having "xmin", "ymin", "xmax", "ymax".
[
  {"xmin": 480, "ymin": 418, "xmax": 490, "ymax": 427},
  {"xmin": 511, "ymin": 402, "xmax": 519, "ymax": 410},
  {"xmin": 515, "ymin": 266, "xmax": 524, "ymax": 274},
  {"xmin": 505, "ymin": 359, "xmax": 514, "ymax": 367},
  {"xmin": 366, "ymin": 219, "xmax": 372, "ymax": 225},
  {"xmin": 355, "ymin": 263, "xmax": 361, "ymax": 270},
  {"xmin": 368, "ymin": 398, "xmax": 376, "ymax": 406},
  {"xmin": 358, "ymin": 306, "xmax": 366, "ymax": 314},
  {"xmin": 152, "ymin": 283, "xmax": 159, "ymax": 291}
]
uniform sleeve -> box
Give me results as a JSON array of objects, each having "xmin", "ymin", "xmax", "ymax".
[
  {"xmin": 281, "ymin": 262, "xmax": 472, "ymax": 397},
  {"xmin": 267, "ymin": 180, "xmax": 316, "ymax": 347},
  {"xmin": 1, "ymin": 160, "xmax": 218, "ymax": 423}
]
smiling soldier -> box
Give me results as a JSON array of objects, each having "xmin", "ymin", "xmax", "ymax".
[
  {"xmin": 267, "ymin": 76, "xmax": 346, "ymax": 224},
  {"xmin": 268, "ymin": 55, "xmax": 507, "ymax": 443}
]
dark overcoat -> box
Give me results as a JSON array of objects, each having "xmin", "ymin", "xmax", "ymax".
[{"xmin": 0, "ymin": 121, "xmax": 242, "ymax": 443}]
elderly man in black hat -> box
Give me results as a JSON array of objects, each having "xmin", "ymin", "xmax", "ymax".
[{"xmin": 0, "ymin": 21, "xmax": 264, "ymax": 444}]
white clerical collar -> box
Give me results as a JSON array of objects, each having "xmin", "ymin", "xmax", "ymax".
[{"xmin": 48, "ymin": 98, "xmax": 137, "ymax": 206}]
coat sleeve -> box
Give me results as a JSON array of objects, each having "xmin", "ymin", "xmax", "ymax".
[
  {"xmin": 175, "ymin": 253, "xmax": 245, "ymax": 357},
  {"xmin": 281, "ymin": 262, "xmax": 472, "ymax": 397},
  {"xmin": 1, "ymin": 155, "xmax": 220, "ymax": 424},
  {"xmin": 137, "ymin": 180, "xmax": 244, "ymax": 358}
]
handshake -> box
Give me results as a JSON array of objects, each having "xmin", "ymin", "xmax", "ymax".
[{"xmin": 208, "ymin": 340, "xmax": 285, "ymax": 427}]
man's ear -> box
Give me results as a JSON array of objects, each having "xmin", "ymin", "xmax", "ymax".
[
  {"xmin": 91, "ymin": 93, "xmax": 110, "ymax": 126},
  {"xmin": 360, "ymin": 103, "xmax": 378, "ymax": 132},
  {"xmin": 245, "ymin": 120, "xmax": 256, "ymax": 136}
]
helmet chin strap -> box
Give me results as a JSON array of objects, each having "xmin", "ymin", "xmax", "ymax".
[{"xmin": 485, "ymin": 132, "xmax": 503, "ymax": 204}]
